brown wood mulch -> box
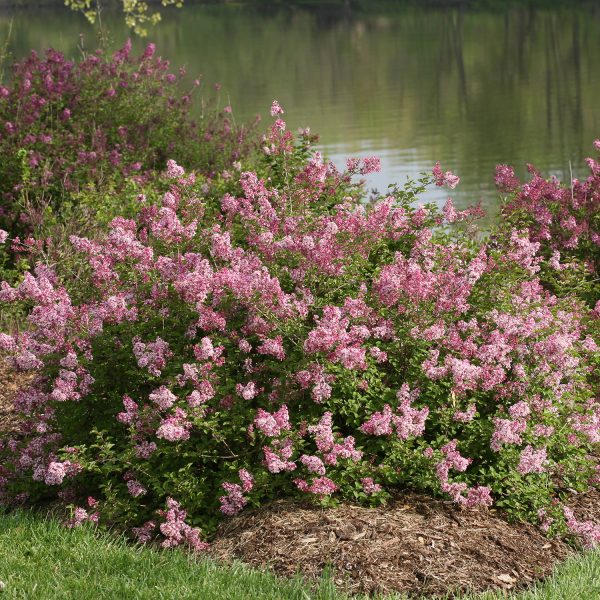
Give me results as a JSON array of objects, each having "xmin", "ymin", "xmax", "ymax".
[
  {"xmin": 1, "ymin": 357, "xmax": 599, "ymax": 598},
  {"xmin": 210, "ymin": 496, "xmax": 573, "ymax": 598}
]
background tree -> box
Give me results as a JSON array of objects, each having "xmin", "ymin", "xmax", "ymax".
[{"xmin": 64, "ymin": 0, "xmax": 183, "ymax": 36}]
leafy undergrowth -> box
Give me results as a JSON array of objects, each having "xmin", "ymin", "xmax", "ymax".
[{"xmin": 1, "ymin": 510, "xmax": 600, "ymax": 600}]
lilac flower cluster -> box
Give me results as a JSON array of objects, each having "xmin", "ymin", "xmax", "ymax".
[
  {"xmin": 157, "ymin": 498, "xmax": 208, "ymax": 552},
  {"xmin": 501, "ymin": 141, "xmax": 600, "ymax": 307}
]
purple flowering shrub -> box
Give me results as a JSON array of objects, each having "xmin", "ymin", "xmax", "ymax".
[
  {"xmin": 499, "ymin": 140, "xmax": 600, "ymax": 308},
  {"xmin": 0, "ymin": 106, "xmax": 599, "ymax": 549},
  {"xmin": 0, "ymin": 41, "xmax": 257, "ymax": 239}
]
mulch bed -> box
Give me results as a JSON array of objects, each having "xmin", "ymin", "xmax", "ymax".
[
  {"xmin": 1, "ymin": 357, "xmax": 599, "ymax": 598},
  {"xmin": 211, "ymin": 496, "xmax": 573, "ymax": 598}
]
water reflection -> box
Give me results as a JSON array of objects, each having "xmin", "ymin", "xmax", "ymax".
[{"xmin": 1, "ymin": 4, "xmax": 599, "ymax": 217}]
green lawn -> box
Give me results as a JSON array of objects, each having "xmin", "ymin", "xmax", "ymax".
[{"xmin": 0, "ymin": 511, "xmax": 599, "ymax": 599}]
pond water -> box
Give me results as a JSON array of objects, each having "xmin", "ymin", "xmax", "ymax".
[{"xmin": 1, "ymin": 3, "xmax": 600, "ymax": 216}]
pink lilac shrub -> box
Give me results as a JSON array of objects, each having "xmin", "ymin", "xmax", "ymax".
[
  {"xmin": 0, "ymin": 106, "xmax": 599, "ymax": 549},
  {"xmin": 0, "ymin": 41, "xmax": 257, "ymax": 238},
  {"xmin": 499, "ymin": 141, "xmax": 600, "ymax": 306}
]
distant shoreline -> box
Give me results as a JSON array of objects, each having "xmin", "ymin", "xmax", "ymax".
[{"xmin": 1, "ymin": 0, "xmax": 599, "ymax": 9}]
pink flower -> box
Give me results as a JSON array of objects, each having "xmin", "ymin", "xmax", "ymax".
[
  {"xmin": 453, "ymin": 404, "xmax": 476, "ymax": 423},
  {"xmin": 369, "ymin": 346, "xmax": 388, "ymax": 363},
  {"xmin": 361, "ymin": 477, "xmax": 382, "ymax": 495},
  {"xmin": 360, "ymin": 405, "xmax": 394, "ymax": 436},
  {"xmin": 44, "ymin": 461, "xmax": 67, "ymax": 485},
  {"xmin": 506, "ymin": 230, "xmax": 541, "ymax": 274},
  {"xmin": 337, "ymin": 346, "xmax": 367, "ymax": 370},
  {"xmin": 346, "ymin": 156, "xmax": 381, "ymax": 175},
  {"xmin": 443, "ymin": 197, "xmax": 458, "ymax": 223},
  {"xmin": 263, "ymin": 445, "xmax": 296, "ymax": 473},
  {"xmin": 133, "ymin": 337, "xmax": 172, "ymax": 376},
  {"xmin": 273, "ymin": 118, "xmax": 286, "ymax": 132},
  {"xmin": 158, "ymin": 498, "xmax": 208, "ymax": 552},
  {"xmin": 300, "ymin": 454, "xmax": 326, "ymax": 475},
  {"xmin": 0, "ymin": 333, "xmax": 16, "ymax": 351},
  {"xmin": 440, "ymin": 440, "xmax": 471, "ymax": 472},
  {"xmin": 117, "ymin": 395, "xmax": 139, "ymax": 425},
  {"xmin": 361, "ymin": 389, "xmax": 428, "ymax": 441},
  {"xmin": 132, "ymin": 520, "xmax": 156, "ymax": 544},
  {"xmin": 394, "ymin": 387, "xmax": 428, "ymax": 440},
  {"xmin": 238, "ymin": 469, "xmax": 254, "ymax": 493},
  {"xmin": 0, "ymin": 229, "xmax": 8, "ymax": 244},
  {"xmin": 563, "ymin": 506, "xmax": 600, "ymax": 548},
  {"xmin": 253, "ymin": 405, "xmax": 291, "ymax": 437},
  {"xmin": 156, "ymin": 421, "xmax": 190, "ymax": 442},
  {"xmin": 186, "ymin": 381, "xmax": 214, "ymax": 407},
  {"xmin": 219, "ymin": 482, "xmax": 247, "ymax": 516},
  {"xmin": 548, "ymin": 251, "xmax": 566, "ymax": 271},
  {"xmin": 294, "ymin": 476, "xmax": 337, "ymax": 495},
  {"xmin": 151, "ymin": 207, "xmax": 197, "ymax": 242},
  {"xmin": 134, "ymin": 441, "xmax": 157, "ymax": 459},
  {"xmin": 494, "ymin": 164, "xmax": 520, "ymax": 191},
  {"xmin": 142, "ymin": 42, "xmax": 156, "ymax": 59},
  {"xmin": 533, "ymin": 424, "xmax": 555, "ymax": 438},
  {"xmin": 149, "ymin": 386, "xmax": 177, "ymax": 411},
  {"xmin": 238, "ymin": 339, "xmax": 252, "ymax": 353},
  {"xmin": 463, "ymin": 486, "xmax": 493, "ymax": 508},
  {"xmin": 66, "ymin": 507, "xmax": 98, "ymax": 528},
  {"xmin": 491, "ymin": 418, "xmax": 526, "ymax": 451},
  {"xmin": 309, "ymin": 476, "xmax": 338, "ymax": 495},
  {"xmin": 346, "ymin": 158, "xmax": 360, "ymax": 172},
  {"xmin": 257, "ymin": 336, "xmax": 286, "ymax": 360},
  {"xmin": 432, "ymin": 162, "xmax": 460, "ymax": 189},
  {"xmin": 312, "ymin": 381, "xmax": 332, "ymax": 403},
  {"xmin": 127, "ymin": 479, "xmax": 147, "ymax": 497},
  {"xmin": 360, "ymin": 156, "xmax": 381, "ymax": 175},
  {"xmin": 196, "ymin": 337, "xmax": 215, "ymax": 360},
  {"xmin": 517, "ymin": 445, "xmax": 547, "ymax": 475},
  {"xmin": 156, "ymin": 409, "xmax": 191, "ymax": 442},
  {"xmin": 308, "ymin": 412, "xmax": 335, "ymax": 452},
  {"xmin": 538, "ymin": 509, "xmax": 554, "ymax": 533},
  {"xmin": 236, "ymin": 381, "xmax": 258, "ymax": 400},
  {"xmin": 270, "ymin": 100, "xmax": 284, "ymax": 117},
  {"xmin": 508, "ymin": 401, "xmax": 530, "ymax": 419}
]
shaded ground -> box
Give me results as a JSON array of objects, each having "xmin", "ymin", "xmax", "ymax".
[{"xmin": 211, "ymin": 496, "xmax": 573, "ymax": 598}]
